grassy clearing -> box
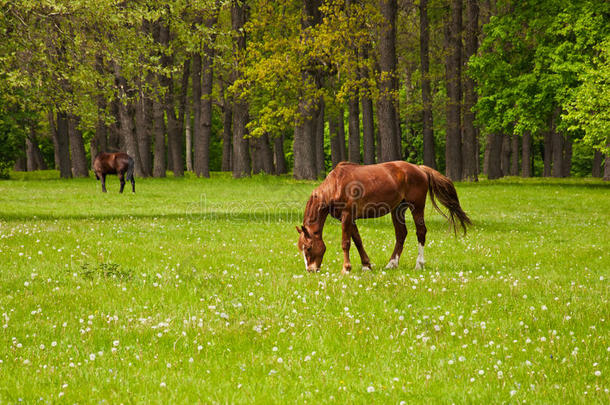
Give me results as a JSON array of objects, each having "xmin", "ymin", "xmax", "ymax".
[{"xmin": 0, "ymin": 171, "xmax": 609, "ymax": 403}]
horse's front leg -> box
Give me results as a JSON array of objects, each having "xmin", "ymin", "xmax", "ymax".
[
  {"xmin": 386, "ymin": 205, "xmax": 407, "ymax": 269},
  {"xmin": 341, "ymin": 213, "xmax": 353, "ymax": 275},
  {"xmin": 351, "ymin": 223, "xmax": 372, "ymax": 271},
  {"xmin": 101, "ymin": 174, "xmax": 107, "ymax": 193}
]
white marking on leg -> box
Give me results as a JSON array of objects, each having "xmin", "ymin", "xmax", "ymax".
[
  {"xmin": 385, "ymin": 257, "xmax": 399, "ymax": 269},
  {"xmin": 415, "ymin": 243, "xmax": 425, "ymax": 270},
  {"xmin": 362, "ymin": 264, "xmax": 372, "ymax": 271}
]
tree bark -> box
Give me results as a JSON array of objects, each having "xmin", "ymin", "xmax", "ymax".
[
  {"xmin": 134, "ymin": 92, "xmax": 152, "ymax": 177},
  {"xmin": 293, "ymin": 0, "xmax": 322, "ymax": 179},
  {"xmin": 551, "ymin": 132, "xmax": 564, "ymax": 178},
  {"xmin": 543, "ymin": 129, "xmax": 553, "ymax": 177},
  {"xmin": 487, "ymin": 133, "xmax": 503, "ymax": 180},
  {"xmin": 329, "ymin": 112, "xmax": 341, "ymax": 169},
  {"xmin": 274, "ymin": 134, "xmax": 287, "ymax": 175},
  {"xmin": 221, "ymin": 96, "xmax": 233, "ymax": 172},
  {"xmin": 152, "ymin": 96, "xmax": 166, "ymax": 178},
  {"xmin": 231, "ymin": 0, "xmax": 251, "ymax": 178},
  {"xmin": 360, "ymin": 50, "xmax": 375, "ymax": 165},
  {"xmin": 252, "ymin": 134, "xmax": 274, "ymax": 174},
  {"xmin": 462, "ymin": 0, "xmax": 478, "ymax": 180},
  {"xmin": 26, "ymin": 129, "xmax": 47, "ymax": 171},
  {"xmin": 500, "ymin": 133, "xmax": 510, "ymax": 177},
  {"xmin": 562, "ymin": 132, "xmax": 572, "ymax": 177},
  {"xmin": 67, "ymin": 115, "xmax": 89, "ymax": 177},
  {"xmin": 316, "ymin": 97, "xmax": 326, "ymax": 176},
  {"xmin": 156, "ymin": 21, "xmax": 183, "ymax": 178},
  {"xmin": 445, "ymin": 0, "xmax": 463, "ymax": 180},
  {"xmin": 592, "ymin": 149, "xmax": 602, "ymax": 178},
  {"xmin": 510, "ymin": 133, "xmax": 519, "ymax": 176},
  {"xmin": 604, "ymin": 141, "xmax": 610, "ymax": 181},
  {"xmin": 192, "ymin": 51, "xmax": 203, "ymax": 174},
  {"xmin": 377, "ymin": 0, "xmax": 400, "ymax": 162},
  {"xmin": 420, "ymin": 0, "xmax": 436, "ymax": 169},
  {"xmin": 185, "ymin": 102, "xmax": 193, "ymax": 172},
  {"xmin": 348, "ymin": 94, "xmax": 361, "ymax": 163},
  {"xmin": 521, "ymin": 131, "xmax": 532, "ymax": 177},
  {"xmin": 50, "ymin": 111, "xmax": 72, "ymax": 178}
]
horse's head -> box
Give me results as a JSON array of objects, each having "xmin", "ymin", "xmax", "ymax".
[{"xmin": 296, "ymin": 225, "xmax": 326, "ymax": 272}]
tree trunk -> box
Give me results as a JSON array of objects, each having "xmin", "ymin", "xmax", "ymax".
[
  {"xmin": 68, "ymin": 115, "xmax": 89, "ymax": 177},
  {"xmin": 52, "ymin": 111, "xmax": 72, "ymax": 178},
  {"xmin": 592, "ymin": 149, "xmax": 602, "ymax": 177},
  {"xmin": 562, "ymin": 132, "xmax": 572, "ymax": 177},
  {"xmin": 521, "ymin": 131, "xmax": 532, "ymax": 177},
  {"xmin": 232, "ymin": 0, "xmax": 251, "ymax": 178},
  {"xmin": 152, "ymin": 96, "xmax": 166, "ymax": 178},
  {"xmin": 316, "ymin": 97, "xmax": 326, "ymax": 176},
  {"xmin": 135, "ymin": 92, "xmax": 152, "ymax": 177},
  {"xmin": 329, "ymin": 111, "xmax": 342, "ymax": 169},
  {"xmin": 487, "ymin": 133, "xmax": 503, "ymax": 180},
  {"xmin": 360, "ymin": 51, "xmax": 375, "ymax": 165},
  {"xmin": 252, "ymin": 134, "xmax": 274, "ymax": 174},
  {"xmin": 361, "ymin": 94, "xmax": 375, "ymax": 165},
  {"xmin": 462, "ymin": 0, "xmax": 478, "ymax": 180},
  {"xmin": 185, "ymin": 102, "xmax": 193, "ymax": 172},
  {"xmin": 500, "ymin": 133, "xmax": 510, "ymax": 176},
  {"xmin": 420, "ymin": 0, "xmax": 436, "ymax": 169},
  {"xmin": 26, "ymin": 129, "xmax": 46, "ymax": 171},
  {"xmin": 543, "ymin": 129, "xmax": 553, "ymax": 177},
  {"xmin": 604, "ymin": 141, "xmax": 610, "ymax": 181},
  {"xmin": 377, "ymin": 0, "xmax": 400, "ymax": 162},
  {"xmin": 551, "ymin": 132, "xmax": 564, "ymax": 178},
  {"xmin": 348, "ymin": 94, "xmax": 361, "ymax": 163},
  {"xmin": 192, "ymin": 52, "xmax": 203, "ymax": 175},
  {"xmin": 510, "ymin": 133, "xmax": 519, "ymax": 176},
  {"xmin": 274, "ymin": 134, "xmax": 287, "ymax": 175},
  {"xmin": 156, "ymin": 21, "xmax": 183, "ymax": 178},
  {"xmin": 221, "ymin": 97, "xmax": 233, "ymax": 172},
  {"xmin": 107, "ymin": 100, "xmax": 121, "ymax": 152},
  {"xmin": 293, "ymin": 0, "xmax": 322, "ymax": 179},
  {"xmin": 445, "ymin": 0, "xmax": 463, "ymax": 180}
]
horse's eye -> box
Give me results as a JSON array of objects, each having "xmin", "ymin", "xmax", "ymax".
[{"xmin": 305, "ymin": 246, "xmax": 312, "ymax": 252}]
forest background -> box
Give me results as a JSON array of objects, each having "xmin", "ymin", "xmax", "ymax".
[{"xmin": 0, "ymin": 0, "xmax": 608, "ymax": 181}]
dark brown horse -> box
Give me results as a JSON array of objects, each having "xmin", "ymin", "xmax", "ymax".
[
  {"xmin": 92, "ymin": 152, "xmax": 135, "ymax": 193},
  {"xmin": 296, "ymin": 161, "xmax": 471, "ymax": 274}
]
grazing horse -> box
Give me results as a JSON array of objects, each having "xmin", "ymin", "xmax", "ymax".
[
  {"xmin": 92, "ymin": 152, "xmax": 135, "ymax": 193},
  {"xmin": 296, "ymin": 161, "xmax": 471, "ymax": 274}
]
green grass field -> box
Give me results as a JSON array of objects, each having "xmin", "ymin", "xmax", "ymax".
[{"xmin": 0, "ymin": 171, "xmax": 608, "ymax": 403}]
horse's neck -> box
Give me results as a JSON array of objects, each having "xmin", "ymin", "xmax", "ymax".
[{"xmin": 304, "ymin": 193, "xmax": 329, "ymax": 235}]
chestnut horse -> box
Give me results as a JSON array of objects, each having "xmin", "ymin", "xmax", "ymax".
[
  {"xmin": 92, "ymin": 152, "xmax": 135, "ymax": 193},
  {"xmin": 296, "ymin": 161, "xmax": 471, "ymax": 274}
]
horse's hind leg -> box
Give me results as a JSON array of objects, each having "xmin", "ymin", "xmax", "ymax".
[
  {"xmin": 386, "ymin": 203, "xmax": 407, "ymax": 269},
  {"xmin": 130, "ymin": 177, "xmax": 135, "ymax": 193},
  {"xmin": 411, "ymin": 205, "xmax": 427, "ymax": 270},
  {"xmin": 101, "ymin": 174, "xmax": 107, "ymax": 193},
  {"xmin": 351, "ymin": 223, "xmax": 372, "ymax": 271},
  {"xmin": 119, "ymin": 173, "xmax": 126, "ymax": 193}
]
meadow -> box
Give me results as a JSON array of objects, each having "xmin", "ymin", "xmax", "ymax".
[{"xmin": 0, "ymin": 171, "xmax": 608, "ymax": 403}]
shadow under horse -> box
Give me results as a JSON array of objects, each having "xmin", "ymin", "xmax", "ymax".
[
  {"xmin": 93, "ymin": 152, "xmax": 135, "ymax": 193},
  {"xmin": 297, "ymin": 161, "xmax": 471, "ymax": 274}
]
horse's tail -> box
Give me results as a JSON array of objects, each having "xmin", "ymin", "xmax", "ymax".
[
  {"xmin": 419, "ymin": 165, "xmax": 471, "ymax": 235},
  {"xmin": 126, "ymin": 156, "xmax": 135, "ymax": 182}
]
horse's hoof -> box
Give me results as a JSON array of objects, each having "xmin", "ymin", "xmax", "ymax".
[
  {"xmin": 341, "ymin": 267, "xmax": 351, "ymax": 275},
  {"xmin": 362, "ymin": 264, "xmax": 372, "ymax": 272},
  {"xmin": 385, "ymin": 258, "xmax": 399, "ymax": 269},
  {"xmin": 415, "ymin": 261, "xmax": 425, "ymax": 270}
]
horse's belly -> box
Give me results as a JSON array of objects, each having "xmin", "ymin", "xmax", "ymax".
[{"xmin": 356, "ymin": 202, "xmax": 393, "ymax": 219}]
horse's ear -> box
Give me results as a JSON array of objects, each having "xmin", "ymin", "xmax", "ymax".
[
  {"xmin": 296, "ymin": 225, "xmax": 302, "ymax": 234},
  {"xmin": 301, "ymin": 226, "xmax": 310, "ymax": 237}
]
